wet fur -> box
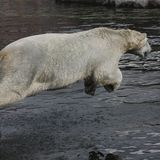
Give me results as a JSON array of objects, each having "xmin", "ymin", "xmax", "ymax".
[{"xmin": 0, "ymin": 27, "xmax": 151, "ymax": 106}]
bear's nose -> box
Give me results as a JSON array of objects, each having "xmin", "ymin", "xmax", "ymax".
[
  {"xmin": 144, "ymin": 51, "xmax": 148, "ymax": 58},
  {"xmin": 143, "ymin": 50, "xmax": 151, "ymax": 60},
  {"xmin": 104, "ymin": 84, "xmax": 114, "ymax": 93}
]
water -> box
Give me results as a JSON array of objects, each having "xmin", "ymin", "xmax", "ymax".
[{"xmin": 0, "ymin": 1, "xmax": 160, "ymax": 160}]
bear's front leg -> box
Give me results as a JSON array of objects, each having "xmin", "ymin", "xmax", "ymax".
[
  {"xmin": 84, "ymin": 75, "xmax": 97, "ymax": 96},
  {"xmin": 94, "ymin": 63, "xmax": 122, "ymax": 93}
]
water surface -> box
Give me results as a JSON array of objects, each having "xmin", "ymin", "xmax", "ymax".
[{"xmin": 0, "ymin": 1, "xmax": 160, "ymax": 160}]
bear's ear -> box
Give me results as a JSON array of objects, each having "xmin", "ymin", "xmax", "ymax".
[
  {"xmin": 138, "ymin": 33, "xmax": 147, "ymax": 48},
  {"xmin": 136, "ymin": 33, "xmax": 146, "ymax": 42},
  {"xmin": 128, "ymin": 30, "xmax": 147, "ymax": 50}
]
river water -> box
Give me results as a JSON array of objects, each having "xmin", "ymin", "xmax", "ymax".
[{"xmin": 0, "ymin": 1, "xmax": 160, "ymax": 160}]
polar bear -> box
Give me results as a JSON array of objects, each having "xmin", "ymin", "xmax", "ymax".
[{"xmin": 0, "ymin": 27, "xmax": 151, "ymax": 106}]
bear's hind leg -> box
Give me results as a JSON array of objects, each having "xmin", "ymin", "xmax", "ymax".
[
  {"xmin": 0, "ymin": 89, "xmax": 23, "ymax": 107},
  {"xmin": 0, "ymin": 71, "xmax": 34, "ymax": 107}
]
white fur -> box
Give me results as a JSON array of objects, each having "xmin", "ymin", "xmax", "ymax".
[
  {"xmin": 136, "ymin": 38, "xmax": 151, "ymax": 57},
  {"xmin": 0, "ymin": 27, "xmax": 151, "ymax": 106}
]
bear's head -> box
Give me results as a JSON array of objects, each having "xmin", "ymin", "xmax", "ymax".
[{"xmin": 124, "ymin": 29, "xmax": 151, "ymax": 58}]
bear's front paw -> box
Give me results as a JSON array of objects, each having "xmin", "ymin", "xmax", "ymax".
[
  {"xmin": 84, "ymin": 76, "xmax": 97, "ymax": 96},
  {"xmin": 104, "ymin": 84, "xmax": 114, "ymax": 93},
  {"xmin": 85, "ymin": 86, "xmax": 96, "ymax": 96}
]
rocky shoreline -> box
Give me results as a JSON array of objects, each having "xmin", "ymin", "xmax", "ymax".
[{"xmin": 56, "ymin": 0, "xmax": 160, "ymax": 8}]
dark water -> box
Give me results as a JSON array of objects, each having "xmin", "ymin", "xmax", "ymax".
[{"xmin": 0, "ymin": 1, "xmax": 160, "ymax": 160}]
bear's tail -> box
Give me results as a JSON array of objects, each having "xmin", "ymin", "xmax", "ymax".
[
  {"xmin": 0, "ymin": 52, "xmax": 4, "ymax": 82},
  {"xmin": 0, "ymin": 50, "xmax": 11, "ymax": 82},
  {"xmin": 0, "ymin": 51, "xmax": 8, "ymax": 62}
]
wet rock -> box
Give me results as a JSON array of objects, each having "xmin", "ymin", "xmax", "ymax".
[
  {"xmin": 89, "ymin": 151, "xmax": 104, "ymax": 160},
  {"xmin": 88, "ymin": 151, "xmax": 122, "ymax": 160},
  {"xmin": 105, "ymin": 153, "xmax": 122, "ymax": 160}
]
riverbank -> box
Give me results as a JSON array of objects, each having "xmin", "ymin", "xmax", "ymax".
[{"xmin": 56, "ymin": 0, "xmax": 160, "ymax": 8}]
